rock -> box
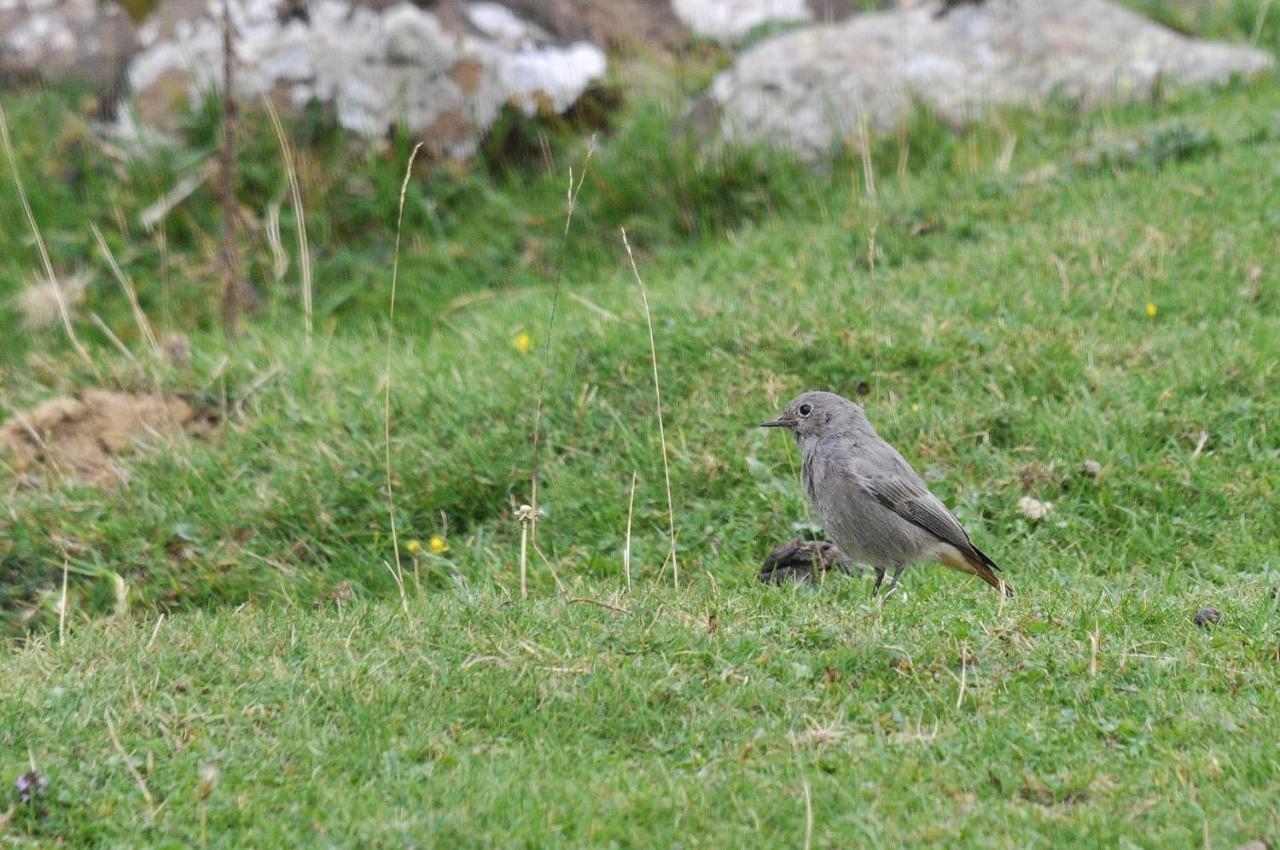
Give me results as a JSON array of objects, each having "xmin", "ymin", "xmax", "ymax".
[
  {"xmin": 493, "ymin": 0, "xmax": 688, "ymax": 49},
  {"xmin": 121, "ymin": 0, "xmax": 607, "ymax": 159},
  {"xmin": 673, "ymin": 0, "xmax": 811, "ymax": 41},
  {"xmin": 1193, "ymin": 607, "xmax": 1222, "ymax": 628},
  {"xmin": 1017, "ymin": 496, "xmax": 1053, "ymax": 521},
  {"xmin": 672, "ymin": 0, "xmax": 863, "ymax": 42},
  {"xmin": 0, "ymin": 0, "xmax": 137, "ymax": 98},
  {"xmin": 1081, "ymin": 459, "xmax": 1102, "ymax": 478},
  {"xmin": 758, "ymin": 537, "xmax": 853, "ymax": 585},
  {"xmin": 705, "ymin": 0, "xmax": 1274, "ymax": 158}
]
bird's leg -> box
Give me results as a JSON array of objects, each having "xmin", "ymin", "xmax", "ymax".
[
  {"xmin": 870, "ymin": 566, "xmax": 885, "ymax": 597},
  {"xmin": 883, "ymin": 565, "xmax": 906, "ymax": 598}
]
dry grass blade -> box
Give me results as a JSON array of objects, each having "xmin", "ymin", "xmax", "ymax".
[
  {"xmin": 567, "ymin": 597, "xmax": 631, "ymax": 615},
  {"xmin": 139, "ymin": 160, "xmax": 214, "ymax": 231},
  {"xmin": 0, "ymin": 100, "xmax": 92, "ymax": 367},
  {"xmin": 90, "ymin": 313, "xmax": 136, "ymax": 362},
  {"xmin": 382, "ymin": 142, "xmax": 423, "ymax": 616},
  {"xmin": 90, "ymin": 223, "xmax": 161, "ymax": 358},
  {"xmin": 263, "ymin": 95, "xmax": 313, "ymax": 340},
  {"xmin": 58, "ymin": 560, "xmax": 69, "ymax": 647},
  {"xmin": 621, "ymin": 228, "xmax": 679, "ymax": 589},
  {"xmin": 1252, "ymin": 0, "xmax": 1273, "ymax": 43},
  {"xmin": 104, "ymin": 710, "xmax": 156, "ymax": 815},
  {"xmin": 516, "ymin": 504, "xmax": 535, "ymax": 599},
  {"xmin": 802, "ymin": 778, "xmax": 814, "ymax": 850},
  {"xmin": 529, "ymin": 138, "xmax": 597, "ymax": 542},
  {"xmin": 624, "ymin": 470, "xmax": 637, "ymax": 592},
  {"xmin": 217, "ymin": 0, "xmax": 245, "ymax": 332}
]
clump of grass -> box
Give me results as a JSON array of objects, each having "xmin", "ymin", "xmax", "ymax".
[{"xmin": 1073, "ymin": 120, "xmax": 1222, "ymax": 172}]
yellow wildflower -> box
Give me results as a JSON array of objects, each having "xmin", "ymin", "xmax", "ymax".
[
  {"xmin": 1145, "ymin": 302, "xmax": 1157, "ymax": 317},
  {"xmin": 513, "ymin": 331, "xmax": 532, "ymax": 354},
  {"xmin": 429, "ymin": 535, "xmax": 449, "ymax": 554},
  {"xmin": 405, "ymin": 539, "xmax": 422, "ymax": 554}
]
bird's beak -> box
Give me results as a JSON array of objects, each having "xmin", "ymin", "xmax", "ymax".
[{"xmin": 759, "ymin": 416, "xmax": 793, "ymax": 429}]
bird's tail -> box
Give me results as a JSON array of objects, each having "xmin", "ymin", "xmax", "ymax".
[{"xmin": 942, "ymin": 546, "xmax": 1013, "ymax": 596}]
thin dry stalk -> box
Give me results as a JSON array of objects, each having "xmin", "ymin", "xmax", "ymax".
[
  {"xmin": 262, "ymin": 95, "xmax": 312, "ymax": 339},
  {"xmin": 531, "ymin": 540, "xmax": 567, "ymax": 594},
  {"xmin": 218, "ymin": 0, "xmax": 246, "ymax": 332},
  {"xmin": 104, "ymin": 710, "xmax": 156, "ymax": 815},
  {"xmin": 867, "ymin": 223, "xmax": 879, "ymax": 285},
  {"xmin": 91, "ymin": 313, "xmax": 137, "ymax": 362},
  {"xmin": 146, "ymin": 613, "xmax": 166, "ymax": 650},
  {"xmin": 802, "ymin": 779, "xmax": 814, "ymax": 850},
  {"xmin": 1252, "ymin": 0, "xmax": 1273, "ymax": 43},
  {"xmin": 1089, "ymin": 623, "xmax": 1100, "ymax": 678},
  {"xmin": 956, "ymin": 643, "xmax": 968, "ymax": 709},
  {"xmin": 996, "ymin": 133, "xmax": 1018, "ymax": 174},
  {"xmin": 516, "ymin": 504, "xmax": 535, "ymax": 599},
  {"xmin": 623, "ymin": 470, "xmax": 637, "ymax": 592},
  {"xmin": 90, "ymin": 223, "xmax": 161, "ymax": 358},
  {"xmin": 528, "ymin": 137, "xmax": 597, "ymax": 543},
  {"xmin": 265, "ymin": 198, "xmax": 288, "ymax": 281},
  {"xmin": 567, "ymin": 596, "xmax": 631, "ymax": 615},
  {"xmin": 381, "ymin": 142, "xmax": 423, "ymax": 617},
  {"xmin": 854, "ymin": 93, "xmax": 876, "ymax": 199},
  {"xmin": 0, "ymin": 101, "xmax": 92, "ymax": 367},
  {"xmin": 896, "ymin": 122, "xmax": 909, "ymax": 178},
  {"xmin": 620, "ymin": 228, "xmax": 679, "ymax": 589}
]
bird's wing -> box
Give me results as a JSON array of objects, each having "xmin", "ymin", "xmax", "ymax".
[{"xmin": 851, "ymin": 444, "xmax": 977, "ymax": 555}]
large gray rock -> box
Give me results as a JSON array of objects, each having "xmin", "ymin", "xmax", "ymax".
[
  {"xmin": 122, "ymin": 0, "xmax": 606, "ymax": 159},
  {"xmin": 0, "ymin": 0, "xmax": 137, "ymax": 94},
  {"xmin": 672, "ymin": 0, "xmax": 861, "ymax": 42},
  {"xmin": 707, "ymin": 0, "xmax": 1275, "ymax": 158}
]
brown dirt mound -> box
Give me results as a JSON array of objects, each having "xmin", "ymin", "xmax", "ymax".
[{"xmin": 0, "ymin": 389, "xmax": 205, "ymax": 487}]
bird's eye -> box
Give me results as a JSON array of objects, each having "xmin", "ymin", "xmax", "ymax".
[{"xmin": 798, "ymin": 404, "xmax": 812, "ymax": 417}]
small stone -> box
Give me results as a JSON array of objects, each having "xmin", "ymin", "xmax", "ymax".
[
  {"xmin": 1017, "ymin": 496, "xmax": 1053, "ymax": 521},
  {"xmin": 1233, "ymin": 842, "xmax": 1268, "ymax": 850},
  {"xmin": 1081, "ymin": 459, "xmax": 1102, "ymax": 478},
  {"xmin": 1193, "ymin": 608, "xmax": 1222, "ymax": 628}
]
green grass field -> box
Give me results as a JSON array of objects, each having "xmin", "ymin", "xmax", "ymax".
[{"xmin": 2, "ymin": 4, "xmax": 1279, "ymax": 844}]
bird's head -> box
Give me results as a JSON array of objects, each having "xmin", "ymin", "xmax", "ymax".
[{"xmin": 760, "ymin": 391, "xmax": 869, "ymax": 442}]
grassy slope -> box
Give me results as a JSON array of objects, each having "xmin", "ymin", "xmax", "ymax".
[{"xmin": 3, "ymin": 7, "xmax": 1280, "ymax": 845}]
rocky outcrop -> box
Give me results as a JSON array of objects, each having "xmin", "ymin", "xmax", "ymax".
[
  {"xmin": 2, "ymin": 0, "xmax": 621, "ymax": 160},
  {"xmin": 706, "ymin": 0, "xmax": 1275, "ymax": 158},
  {"xmin": 123, "ymin": 0, "xmax": 607, "ymax": 159},
  {"xmin": 0, "ymin": 0, "xmax": 137, "ymax": 96},
  {"xmin": 671, "ymin": 0, "xmax": 861, "ymax": 42}
]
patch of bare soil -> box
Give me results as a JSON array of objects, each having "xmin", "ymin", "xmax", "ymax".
[{"xmin": 0, "ymin": 389, "xmax": 212, "ymax": 488}]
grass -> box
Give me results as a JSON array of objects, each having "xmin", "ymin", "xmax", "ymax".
[
  {"xmin": 2, "ymin": 582, "xmax": 1278, "ymax": 846},
  {"xmin": 3, "ymin": 2, "xmax": 1280, "ymax": 843}
]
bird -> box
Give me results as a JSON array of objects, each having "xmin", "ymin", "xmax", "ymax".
[{"xmin": 761, "ymin": 390, "xmax": 1010, "ymax": 597}]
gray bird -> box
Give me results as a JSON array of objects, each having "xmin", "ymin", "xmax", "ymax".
[{"xmin": 762, "ymin": 391, "xmax": 1009, "ymax": 597}]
